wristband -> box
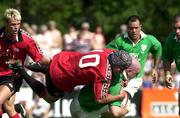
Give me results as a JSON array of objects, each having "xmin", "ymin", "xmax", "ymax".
[
  {"xmin": 165, "ymin": 71, "xmax": 172, "ymax": 78},
  {"xmin": 166, "ymin": 74, "xmax": 172, "ymax": 78}
]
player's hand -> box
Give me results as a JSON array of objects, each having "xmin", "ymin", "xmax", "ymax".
[
  {"xmin": 6, "ymin": 59, "xmax": 22, "ymax": 68},
  {"xmin": 165, "ymin": 74, "xmax": 173, "ymax": 89},
  {"xmin": 152, "ymin": 69, "xmax": 158, "ymax": 83},
  {"xmin": 120, "ymin": 80, "xmax": 129, "ymax": 87},
  {"xmin": 119, "ymin": 90, "xmax": 127, "ymax": 100},
  {"xmin": 6, "ymin": 59, "xmax": 23, "ymax": 72}
]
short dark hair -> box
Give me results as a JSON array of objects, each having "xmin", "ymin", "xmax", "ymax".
[
  {"xmin": 126, "ymin": 15, "xmax": 142, "ymax": 25},
  {"xmin": 172, "ymin": 13, "xmax": 180, "ymax": 23}
]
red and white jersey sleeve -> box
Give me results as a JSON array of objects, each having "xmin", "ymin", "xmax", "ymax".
[{"xmin": 20, "ymin": 29, "xmax": 43, "ymax": 62}]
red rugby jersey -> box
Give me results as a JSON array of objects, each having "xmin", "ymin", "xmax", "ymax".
[
  {"xmin": 0, "ymin": 27, "xmax": 43, "ymax": 76},
  {"xmin": 49, "ymin": 49, "xmax": 115, "ymax": 100}
]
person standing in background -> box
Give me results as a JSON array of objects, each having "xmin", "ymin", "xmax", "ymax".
[
  {"xmin": 31, "ymin": 95, "xmax": 51, "ymax": 118},
  {"xmin": 47, "ymin": 20, "xmax": 63, "ymax": 57},
  {"xmin": 63, "ymin": 25, "xmax": 78, "ymax": 51},
  {"xmin": 72, "ymin": 22, "xmax": 93, "ymax": 53},
  {"xmin": 115, "ymin": 24, "xmax": 128, "ymax": 38},
  {"xmin": 162, "ymin": 13, "xmax": 180, "ymax": 116},
  {"xmin": 91, "ymin": 25, "xmax": 106, "ymax": 50},
  {"xmin": 106, "ymin": 15, "xmax": 162, "ymax": 116}
]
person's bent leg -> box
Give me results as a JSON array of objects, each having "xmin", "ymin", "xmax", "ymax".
[
  {"xmin": 0, "ymin": 85, "xmax": 17, "ymax": 117},
  {"xmin": 0, "ymin": 86, "xmax": 8, "ymax": 117},
  {"xmin": 7, "ymin": 60, "xmax": 47, "ymax": 98},
  {"xmin": 3, "ymin": 95, "xmax": 21, "ymax": 118},
  {"xmin": 17, "ymin": 68, "xmax": 55, "ymax": 102},
  {"xmin": 20, "ymin": 69, "xmax": 61, "ymax": 103}
]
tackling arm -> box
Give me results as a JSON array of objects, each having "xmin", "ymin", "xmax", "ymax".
[{"xmin": 96, "ymin": 92, "xmax": 126, "ymax": 104}]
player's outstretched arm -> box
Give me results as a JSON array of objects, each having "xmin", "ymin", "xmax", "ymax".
[
  {"xmin": 7, "ymin": 60, "xmax": 59, "ymax": 103},
  {"xmin": 96, "ymin": 91, "xmax": 127, "ymax": 104},
  {"xmin": 25, "ymin": 62, "xmax": 49, "ymax": 74}
]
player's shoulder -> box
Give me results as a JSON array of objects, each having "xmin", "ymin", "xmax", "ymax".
[
  {"xmin": 144, "ymin": 34, "xmax": 161, "ymax": 45},
  {"xmin": 167, "ymin": 32, "xmax": 176, "ymax": 40},
  {"xmin": 20, "ymin": 29, "xmax": 33, "ymax": 39},
  {"xmin": 103, "ymin": 48, "xmax": 116, "ymax": 53},
  {"xmin": 90, "ymin": 49, "xmax": 115, "ymax": 55}
]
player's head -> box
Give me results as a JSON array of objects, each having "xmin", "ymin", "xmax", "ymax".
[
  {"xmin": 172, "ymin": 13, "xmax": 180, "ymax": 39},
  {"xmin": 4, "ymin": 8, "xmax": 21, "ymax": 36},
  {"xmin": 108, "ymin": 50, "xmax": 132, "ymax": 71},
  {"xmin": 4, "ymin": 8, "xmax": 21, "ymax": 22},
  {"xmin": 124, "ymin": 57, "xmax": 141, "ymax": 80},
  {"xmin": 126, "ymin": 15, "xmax": 142, "ymax": 41}
]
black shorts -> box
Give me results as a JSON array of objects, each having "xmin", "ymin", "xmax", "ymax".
[
  {"xmin": 45, "ymin": 72, "xmax": 64, "ymax": 98},
  {"xmin": 0, "ymin": 75, "xmax": 23, "ymax": 93}
]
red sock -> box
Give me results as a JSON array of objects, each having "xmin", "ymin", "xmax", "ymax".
[
  {"xmin": 0, "ymin": 111, "xmax": 3, "ymax": 116},
  {"xmin": 11, "ymin": 113, "xmax": 20, "ymax": 118}
]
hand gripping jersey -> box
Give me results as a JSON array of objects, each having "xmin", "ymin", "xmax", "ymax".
[{"xmin": 49, "ymin": 49, "xmax": 115, "ymax": 100}]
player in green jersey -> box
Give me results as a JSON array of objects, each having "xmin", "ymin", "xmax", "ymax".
[
  {"xmin": 70, "ymin": 57, "xmax": 141, "ymax": 118},
  {"xmin": 162, "ymin": 13, "xmax": 180, "ymax": 89},
  {"xmin": 105, "ymin": 15, "xmax": 162, "ymax": 116}
]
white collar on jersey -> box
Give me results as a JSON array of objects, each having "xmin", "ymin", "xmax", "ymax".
[
  {"xmin": 123, "ymin": 31, "xmax": 147, "ymax": 46},
  {"xmin": 0, "ymin": 28, "xmax": 20, "ymax": 42},
  {"xmin": 174, "ymin": 35, "xmax": 180, "ymax": 43},
  {"xmin": 123, "ymin": 31, "xmax": 147, "ymax": 39}
]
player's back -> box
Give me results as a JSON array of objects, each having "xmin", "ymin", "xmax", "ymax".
[{"xmin": 49, "ymin": 49, "xmax": 114, "ymax": 92}]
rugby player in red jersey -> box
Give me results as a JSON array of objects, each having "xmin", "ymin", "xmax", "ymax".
[
  {"xmin": 0, "ymin": 8, "xmax": 49, "ymax": 118},
  {"xmin": 8, "ymin": 49, "xmax": 140, "ymax": 105},
  {"xmin": 70, "ymin": 56, "xmax": 141, "ymax": 118}
]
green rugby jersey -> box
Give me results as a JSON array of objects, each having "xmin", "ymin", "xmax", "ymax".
[
  {"xmin": 162, "ymin": 32, "xmax": 180, "ymax": 71},
  {"xmin": 78, "ymin": 74, "xmax": 125, "ymax": 112},
  {"xmin": 106, "ymin": 31, "xmax": 162, "ymax": 78}
]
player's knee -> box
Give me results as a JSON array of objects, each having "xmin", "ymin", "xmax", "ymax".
[
  {"xmin": 43, "ymin": 94, "xmax": 59, "ymax": 103},
  {"xmin": 3, "ymin": 104, "xmax": 16, "ymax": 116}
]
